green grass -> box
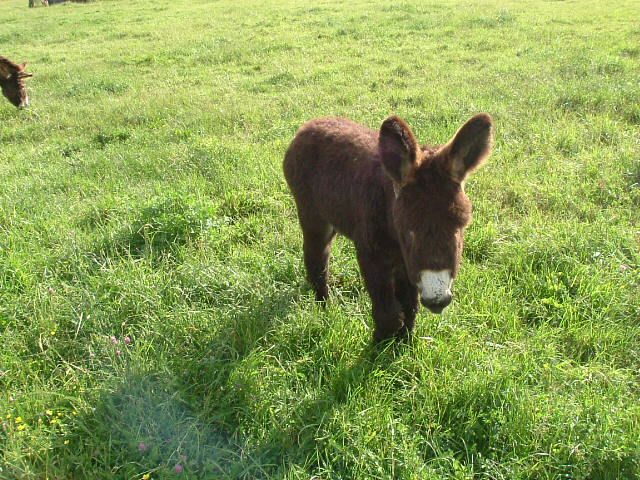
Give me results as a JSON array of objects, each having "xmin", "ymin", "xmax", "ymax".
[{"xmin": 1, "ymin": 0, "xmax": 639, "ymax": 478}]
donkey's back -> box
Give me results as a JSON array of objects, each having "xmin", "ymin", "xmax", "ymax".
[
  {"xmin": 283, "ymin": 117, "xmax": 380, "ymax": 183},
  {"xmin": 283, "ymin": 118, "xmax": 387, "ymax": 239}
]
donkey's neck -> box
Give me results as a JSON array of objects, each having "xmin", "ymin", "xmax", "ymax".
[
  {"xmin": 0, "ymin": 77, "xmax": 9, "ymax": 98},
  {"xmin": 380, "ymin": 173, "xmax": 402, "ymax": 246}
]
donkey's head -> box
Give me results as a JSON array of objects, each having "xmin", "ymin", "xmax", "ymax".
[
  {"xmin": 0, "ymin": 57, "xmax": 33, "ymax": 109},
  {"xmin": 379, "ymin": 113, "xmax": 493, "ymax": 313}
]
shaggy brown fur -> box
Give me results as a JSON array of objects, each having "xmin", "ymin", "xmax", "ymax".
[
  {"xmin": 0, "ymin": 56, "xmax": 32, "ymax": 108},
  {"xmin": 284, "ymin": 114, "xmax": 493, "ymax": 341}
]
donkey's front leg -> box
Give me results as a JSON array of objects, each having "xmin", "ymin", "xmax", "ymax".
[
  {"xmin": 394, "ymin": 267, "xmax": 419, "ymax": 339},
  {"xmin": 356, "ymin": 249, "xmax": 404, "ymax": 342}
]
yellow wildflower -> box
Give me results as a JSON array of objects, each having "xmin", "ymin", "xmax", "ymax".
[
  {"xmin": 142, "ymin": 474, "xmax": 151, "ymax": 480},
  {"xmin": 15, "ymin": 416, "xmax": 23, "ymax": 424},
  {"xmin": 46, "ymin": 410, "xmax": 53, "ymax": 416},
  {"xmin": 5, "ymin": 413, "xmax": 11, "ymax": 419},
  {"xmin": 64, "ymin": 439, "xmax": 70, "ymax": 445},
  {"xmin": 17, "ymin": 424, "xmax": 26, "ymax": 431}
]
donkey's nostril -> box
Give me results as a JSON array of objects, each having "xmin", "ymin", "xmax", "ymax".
[{"xmin": 421, "ymin": 293, "xmax": 452, "ymax": 313}]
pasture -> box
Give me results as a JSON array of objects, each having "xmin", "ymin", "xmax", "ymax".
[{"xmin": 1, "ymin": 0, "xmax": 639, "ymax": 478}]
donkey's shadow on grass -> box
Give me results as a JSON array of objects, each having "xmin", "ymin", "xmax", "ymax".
[
  {"xmin": 174, "ymin": 287, "xmax": 399, "ymax": 475},
  {"xmin": 62, "ymin": 288, "xmax": 400, "ymax": 478},
  {"xmin": 58, "ymin": 284, "xmax": 402, "ymax": 479}
]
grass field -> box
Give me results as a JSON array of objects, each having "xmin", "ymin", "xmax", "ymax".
[{"xmin": 1, "ymin": 0, "xmax": 639, "ymax": 478}]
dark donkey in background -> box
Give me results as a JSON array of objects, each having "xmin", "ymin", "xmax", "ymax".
[
  {"xmin": 284, "ymin": 113, "xmax": 494, "ymax": 342},
  {"xmin": 0, "ymin": 56, "xmax": 33, "ymax": 108}
]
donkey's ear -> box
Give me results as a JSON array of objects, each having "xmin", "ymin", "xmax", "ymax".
[
  {"xmin": 379, "ymin": 116, "xmax": 419, "ymax": 185},
  {"xmin": 17, "ymin": 63, "xmax": 32, "ymax": 78},
  {"xmin": 442, "ymin": 113, "xmax": 493, "ymax": 182}
]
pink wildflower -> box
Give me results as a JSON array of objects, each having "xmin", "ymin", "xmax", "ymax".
[
  {"xmin": 124, "ymin": 336, "xmax": 132, "ymax": 345},
  {"xmin": 138, "ymin": 442, "xmax": 148, "ymax": 452},
  {"xmin": 110, "ymin": 335, "xmax": 119, "ymax": 344},
  {"xmin": 174, "ymin": 464, "xmax": 184, "ymax": 474}
]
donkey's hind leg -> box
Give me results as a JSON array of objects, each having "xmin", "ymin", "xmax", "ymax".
[{"xmin": 299, "ymin": 211, "xmax": 336, "ymax": 302}]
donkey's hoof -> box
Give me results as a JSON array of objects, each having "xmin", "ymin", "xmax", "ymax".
[
  {"xmin": 373, "ymin": 325, "xmax": 404, "ymax": 343},
  {"xmin": 373, "ymin": 330, "xmax": 395, "ymax": 344},
  {"xmin": 395, "ymin": 324, "xmax": 414, "ymax": 342}
]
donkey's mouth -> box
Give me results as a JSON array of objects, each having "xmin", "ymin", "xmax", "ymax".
[
  {"xmin": 417, "ymin": 270, "xmax": 453, "ymax": 314},
  {"xmin": 420, "ymin": 297, "xmax": 450, "ymax": 314}
]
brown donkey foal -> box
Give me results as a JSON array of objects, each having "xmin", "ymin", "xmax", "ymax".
[
  {"xmin": 284, "ymin": 114, "xmax": 494, "ymax": 342},
  {"xmin": 0, "ymin": 56, "xmax": 33, "ymax": 109}
]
